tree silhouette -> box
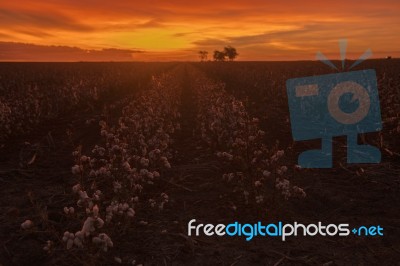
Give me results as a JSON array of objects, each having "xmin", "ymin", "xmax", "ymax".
[
  {"xmin": 213, "ymin": 50, "xmax": 225, "ymax": 61},
  {"xmin": 198, "ymin": 51, "xmax": 208, "ymax": 61},
  {"xmin": 224, "ymin": 46, "xmax": 238, "ymax": 61}
]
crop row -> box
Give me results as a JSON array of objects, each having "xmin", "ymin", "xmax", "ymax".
[{"xmin": 190, "ymin": 67, "xmax": 306, "ymax": 210}]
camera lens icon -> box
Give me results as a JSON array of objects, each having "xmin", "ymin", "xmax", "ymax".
[{"xmin": 327, "ymin": 81, "xmax": 370, "ymax": 125}]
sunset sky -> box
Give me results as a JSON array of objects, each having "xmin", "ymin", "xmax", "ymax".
[{"xmin": 0, "ymin": 0, "xmax": 399, "ymax": 61}]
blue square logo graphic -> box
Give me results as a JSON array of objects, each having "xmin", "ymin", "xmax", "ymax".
[{"xmin": 286, "ymin": 69, "xmax": 382, "ymax": 168}]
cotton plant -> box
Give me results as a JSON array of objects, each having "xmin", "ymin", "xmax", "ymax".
[
  {"xmin": 192, "ymin": 68, "xmax": 306, "ymax": 209},
  {"xmin": 0, "ymin": 70, "xmax": 108, "ymax": 144},
  {"xmin": 62, "ymin": 70, "xmax": 181, "ymax": 253}
]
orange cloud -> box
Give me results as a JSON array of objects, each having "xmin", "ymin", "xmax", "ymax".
[{"xmin": 0, "ymin": 0, "xmax": 399, "ymax": 61}]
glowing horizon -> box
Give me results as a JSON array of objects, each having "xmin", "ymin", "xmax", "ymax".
[{"xmin": 0, "ymin": 0, "xmax": 399, "ymax": 61}]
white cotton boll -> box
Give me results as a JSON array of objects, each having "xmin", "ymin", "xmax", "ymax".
[
  {"xmin": 71, "ymin": 165, "xmax": 81, "ymax": 175},
  {"xmin": 64, "ymin": 207, "xmax": 75, "ymax": 215},
  {"xmin": 140, "ymin": 157, "xmax": 149, "ymax": 167},
  {"xmin": 114, "ymin": 257, "xmax": 122, "ymax": 264},
  {"xmin": 225, "ymin": 153, "xmax": 233, "ymax": 161},
  {"xmin": 81, "ymin": 217, "xmax": 95, "ymax": 236},
  {"xmin": 62, "ymin": 231, "xmax": 70, "ymax": 242},
  {"xmin": 98, "ymin": 167, "xmax": 109, "ymax": 176},
  {"xmin": 292, "ymin": 186, "xmax": 306, "ymax": 198},
  {"xmin": 153, "ymin": 171, "xmax": 160, "ymax": 178},
  {"xmin": 222, "ymin": 173, "xmax": 228, "ymax": 180},
  {"xmin": 78, "ymin": 190, "xmax": 89, "ymax": 200},
  {"xmin": 139, "ymin": 169, "xmax": 148, "ymax": 176},
  {"xmin": 149, "ymin": 199, "xmax": 156, "ymax": 208},
  {"xmin": 277, "ymin": 150, "xmax": 285, "ymax": 158},
  {"xmin": 21, "ymin": 220, "xmax": 33, "ymax": 230},
  {"xmin": 106, "ymin": 237, "xmax": 113, "ymax": 248},
  {"xmin": 66, "ymin": 239, "xmax": 74, "ymax": 250},
  {"xmin": 275, "ymin": 178, "xmax": 290, "ymax": 190},
  {"xmin": 127, "ymin": 208, "xmax": 135, "ymax": 218},
  {"xmin": 92, "ymin": 237, "xmax": 102, "ymax": 244},
  {"xmin": 147, "ymin": 172, "xmax": 154, "ymax": 179},
  {"xmin": 254, "ymin": 150, "xmax": 262, "ymax": 156},
  {"xmin": 80, "ymin": 156, "xmax": 88, "ymax": 163},
  {"xmin": 263, "ymin": 170, "xmax": 271, "ymax": 177},
  {"xmin": 123, "ymin": 161, "xmax": 131, "ymax": 171},
  {"xmin": 72, "ymin": 184, "xmax": 81, "ymax": 193},
  {"xmin": 92, "ymin": 205, "xmax": 99, "ymax": 217},
  {"xmin": 161, "ymin": 193, "xmax": 169, "ymax": 202},
  {"xmin": 254, "ymin": 180, "xmax": 262, "ymax": 187},
  {"xmin": 122, "ymin": 203, "xmax": 129, "ymax": 211},
  {"xmin": 93, "ymin": 233, "xmax": 113, "ymax": 251},
  {"xmin": 75, "ymin": 231, "xmax": 83, "ymax": 239},
  {"xmin": 281, "ymin": 166, "xmax": 288, "ymax": 173},
  {"xmin": 96, "ymin": 218, "xmax": 105, "ymax": 228},
  {"xmin": 113, "ymin": 181, "xmax": 122, "ymax": 192},
  {"xmin": 164, "ymin": 162, "xmax": 171, "ymax": 168},
  {"xmin": 73, "ymin": 237, "xmax": 83, "ymax": 248},
  {"xmin": 43, "ymin": 240, "xmax": 53, "ymax": 252},
  {"xmin": 255, "ymin": 195, "xmax": 264, "ymax": 204}
]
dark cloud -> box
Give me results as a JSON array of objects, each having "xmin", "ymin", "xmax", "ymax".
[
  {"xmin": 0, "ymin": 42, "xmax": 143, "ymax": 61},
  {"xmin": 0, "ymin": 8, "xmax": 93, "ymax": 31}
]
